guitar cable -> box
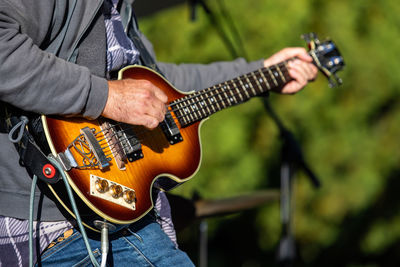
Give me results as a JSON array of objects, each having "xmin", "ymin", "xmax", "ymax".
[
  {"xmin": 7, "ymin": 114, "xmax": 111, "ymax": 267},
  {"xmin": 47, "ymin": 156, "xmax": 102, "ymax": 267},
  {"xmin": 28, "ymin": 157, "xmax": 102, "ymax": 267}
]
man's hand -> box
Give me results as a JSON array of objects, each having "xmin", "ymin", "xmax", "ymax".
[
  {"xmin": 102, "ymin": 79, "xmax": 168, "ymax": 129},
  {"xmin": 263, "ymin": 47, "xmax": 318, "ymax": 94}
]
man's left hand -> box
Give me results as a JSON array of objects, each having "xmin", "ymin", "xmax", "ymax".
[{"xmin": 263, "ymin": 47, "xmax": 318, "ymax": 94}]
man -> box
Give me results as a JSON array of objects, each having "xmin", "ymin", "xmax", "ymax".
[{"xmin": 0, "ymin": 0, "xmax": 317, "ymax": 266}]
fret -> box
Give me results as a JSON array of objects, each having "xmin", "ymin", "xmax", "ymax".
[
  {"xmin": 244, "ymin": 76, "xmax": 257, "ymax": 96},
  {"xmin": 236, "ymin": 78, "xmax": 250, "ymax": 99},
  {"xmin": 225, "ymin": 82, "xmax": 243, "ymax": 102},
  {"xmin": 270, "ymin": 65, "xmax": 285, "ymax": 85},
  {"xmin": 181, "ymin": 115, "xmax": 188, "ymax": 125},
  {"xmin": 250, "ymin": 72, "xmax": 265, "ymax": 94},
  {"xmin": 171, "ymin": 106, "xmax": 181, "ymax": 124},
  {"xmin": 228, "ymin": 80, "xmax": 244, "ymax": 102},
  {"xmin": 205, "ymin": 90, "xmax": 217, "ymax": 114},
  {"xmin": 267, "ymin": 67, "xmax": 279, "ymax": 87},
  {"xmin": 220, "ymin": 85, "xmax": 230, "ymax": 106},
  {"xmin": 238, "ymin": 79, "xmax": 251, "ymax": 99},
  {"xmin": 175, "ymin": 102, "xmax": 187, "ymax": 125},
  {"xmin": 282, "ymin": 61, "xmax": 292, "ymax": 81},
  {"xmin": 190, "ymin": 96, "xmax": 203, "ymax": 119},
  {"xmin": 214, "ymin": 86, "xmax": 227, "ymax": 109},
  {"xmin": 172, "ymin": 61, "xmax": 295, "ymax": 127},
  {"xmin": 175, "ymin": 102, "xmax": 188, "ymax": 125},
  {"xmin": 258, "ymin": 70, "xmax": 271, "ymax": 90},
  {"xmin": 185, "ymin": 100, "xmax": 195, "ymax": 123},
  {"xmin": 198, "ymin": 92, "xmax": 211, "ymax": 117},
  {"xmin": 222, "ymin": 83, "xmax": 238, "ymax": 105},
  {"xmin": 176, "ymin": 102, "xmax": 186, "ymax": 118},
  {"xmin": 222, "ymin": 85, "xmax": 233, "ymax": 106},
  {"xmin": 209, "ymin": 88, "xmax": 222, "ymax": 111},
  {"xmin": 227, "ymin": 84, "xmax": 239, "ymax": 104},
  {"xmin": 181, "ymin": 103, "xmax": 190, "ymax": 116},
  {"xmin": 275, "ymin": 64, "xmax": 286, "ymax": 83}
]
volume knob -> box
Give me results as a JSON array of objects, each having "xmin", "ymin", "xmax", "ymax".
[
  {"xmin": 95, "ymin": 179, "xmax": 109, "ymax": 193},
  {"xmin": 123, "ymin": 190, "xmax": 136, "ymax": 204},
  {"xmin": 110, "ymin": 184, "xmax": 122, "ymax": 198}
]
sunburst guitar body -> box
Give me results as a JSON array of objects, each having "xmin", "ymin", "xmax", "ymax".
[{"xmin": 42, "ymin": 33, "xmax": 345, "ymax": 229}]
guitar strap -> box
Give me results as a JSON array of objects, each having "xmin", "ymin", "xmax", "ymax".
[{"xmin": 0, "ymin": 104, "xmax": 60, "ymax": 184}]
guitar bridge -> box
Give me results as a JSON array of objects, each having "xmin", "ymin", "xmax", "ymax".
[{"xmin": 60, "ymin": 126, "xmax": 112, "ymax": 170}]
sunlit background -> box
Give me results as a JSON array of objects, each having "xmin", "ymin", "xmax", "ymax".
[{"xmin": 135, "ymin": 0, "xmax": 400, "ymax": 266}]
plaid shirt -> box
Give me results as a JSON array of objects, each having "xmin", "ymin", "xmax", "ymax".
[
  {"xmin": 104, "ymin": 0, "xmax": 140, "ymax": 72},
  {"xmin": 0, "ymin": 217, "xmax": 72, "ymax": 266},
  {"xmin": 0, "ymin": 1, "xmax": 177, "ymax": 266}
]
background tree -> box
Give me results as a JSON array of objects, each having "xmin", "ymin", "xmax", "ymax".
[{"xmin": 137, "ymin": 0, "xmax": 400, "ymax": 266}]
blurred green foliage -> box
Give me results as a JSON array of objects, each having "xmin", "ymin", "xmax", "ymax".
[{"xmin": 137, "ymin": 0, "xmax": 400, "ymax": 266}]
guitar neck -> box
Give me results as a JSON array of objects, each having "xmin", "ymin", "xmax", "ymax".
[{"xmin": 171, "ymin": 60, "xmax": 292, "ymax": 127}]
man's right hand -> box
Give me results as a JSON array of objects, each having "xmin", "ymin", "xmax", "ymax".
[{"xmin": 102, "ymin": 79, "xmax": 168, "ymax": 129}]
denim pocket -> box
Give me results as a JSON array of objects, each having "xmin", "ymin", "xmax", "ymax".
[
  {"xmin": 39, "ymin": 231, "xmax": 101, "ymax": 266},
  {"xmin": 40, "ymin": 230, "xmax": 81, "ymax": 261}
]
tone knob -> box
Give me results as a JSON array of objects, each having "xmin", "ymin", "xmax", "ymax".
[
  {"xmin": 95, "ymin": 179, "xmax": 109, "ymax": 193},
  {"xmin": 110, "ymin": 184, "xmax": 122, "ymax": 198},
  {"xmin": 123, "ymin": 190, "xmax": 136, "ymax": 204}
]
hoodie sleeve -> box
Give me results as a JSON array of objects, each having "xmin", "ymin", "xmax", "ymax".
[{"xmin": 0, "ymin": 0, "xmax": 108, "ymax": 119}]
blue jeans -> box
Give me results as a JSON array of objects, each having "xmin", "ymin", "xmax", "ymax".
[{"xmin": 37, "ymin": 215, "xmax": 195, "ymax": 267}]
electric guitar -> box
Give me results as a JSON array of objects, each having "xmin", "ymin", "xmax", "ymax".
[{"xmin": 42, "ymin": 33, "xmax": 344, "ymax": 228}]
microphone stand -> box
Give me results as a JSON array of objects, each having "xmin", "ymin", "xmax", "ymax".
[
  {"xmin": 262, "ymin": 98, "xmax": 320, "ymax": 267},
  {"xmin": 188, "ymin": 1, "xmax": 321, "ymax": 265}
]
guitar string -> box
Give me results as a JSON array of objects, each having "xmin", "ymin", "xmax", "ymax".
[
  {"xmin": 100, "ymin": 70, "xmax": 291, "ymax": 159},
  {"xmin": 170, "ymin": 65, "xmax": 291, "ymax": 123},
  {"xmin": 94, "ymin": 75, "xmax": 260, "ymax": 156},
  {"xmin": 78, "ymin": 62, "xmax": 291, "ymax": 161},
  {"xmin": 98, "ymin": 61, "xmax": 290, "ymax": 135},
  {"xmin": 169, "ymin": 63, "xmax": 291, "ymax": 117},
  {"xmin": 101, "ymin": 63, "xmax": 290, "ymax": 139},
  {"xmin": 72, "ymin": 55, "xmax": 318, "ymax": 165},
  {"xmin": 167, "ymin": 60, "xmax": 290, "ymax": 107},
  {"xmin": 167, "ymin": 63, "xmax": 290, "ymax": 115},
  {"xmin": 92, "ymin": 67, "xmax": 274, "ymax": 147},
  {"xmin": 96, "ymin": 64, "xmax": 291, "ymax": 157}
]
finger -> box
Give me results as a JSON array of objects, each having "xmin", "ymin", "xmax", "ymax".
[
  {"xmin": 264, "ymin": 47, "xmax": 312, "ymax": 68},
  {"xmin": 298, "ymin": 62, "xmax": 318, "ymax": 81},
  {"xmin": 134, "ymin": 114, "xmax": 160, "ymax": 129},
  {"xmin": 280, "ymin": 47, "xmax": 312, "ymax": 62},
  {"xmin": 136, "ymin": 100, "xmax": 165, "ymax": 123},
  {"xmin": 288, "ymin": 60, "xmax": 309, "ymax": 84},
  {"xmin": 154, "ymin": 89, "xmax": 168, "ymax": 103},
  {"xmin": 144, "ymin": 82, "xmax": 168, "ymax": 103},
  {"xmin": 150, "ymin": 101, "xmax": 167, "ymax": 122}
]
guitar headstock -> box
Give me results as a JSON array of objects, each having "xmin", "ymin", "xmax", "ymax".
[{"xmin": 302, "ymin": 32, "xmax": 345, "ymax": 88}]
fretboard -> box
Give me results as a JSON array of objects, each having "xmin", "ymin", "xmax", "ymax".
[{"xmin": 170, "ymin": 60, "xmax": 292, "ymax": 127}]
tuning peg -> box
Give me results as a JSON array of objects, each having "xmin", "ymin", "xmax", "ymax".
[{"xmin": 334, "ymin": 74, "xmax": 343, "ymax": 85}]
